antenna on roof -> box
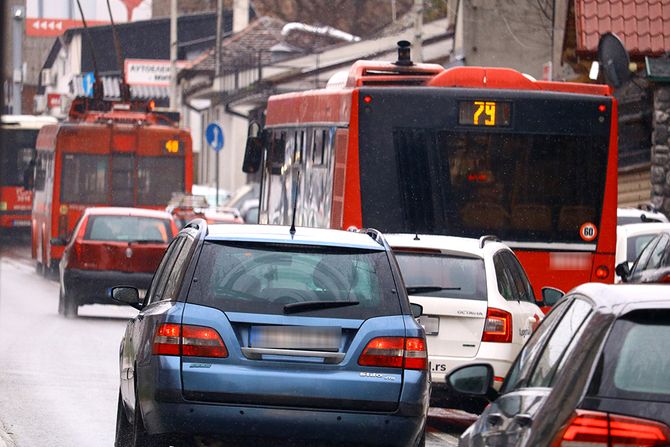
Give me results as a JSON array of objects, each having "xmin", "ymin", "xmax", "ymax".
[
  {"xmin": 75, "ymin": 0, "xmax": 104, "ymax": 102},
  {"xmin": 289, "ymin": 171, "xmax": 300, "ymax": 238},
  {"xmin": 106, "ymin": 0, "xmax": 131, "ymax": 102}
]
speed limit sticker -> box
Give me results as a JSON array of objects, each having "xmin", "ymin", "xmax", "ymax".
[{"xmin": 579, "ymin": 222, "xmax": 598, "ymax": 242}]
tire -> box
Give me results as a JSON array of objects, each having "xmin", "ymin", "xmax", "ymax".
[
  {"xmin": 62, "ymin": 287, "xmax": 78, "ymax": 318},
  {"xmin": 130, "ymin": 388, "xmax": 160, "ymax": 447},
  {"xmin": 115, "ymin": 391, "xmax": 133, "ymax": 447}
]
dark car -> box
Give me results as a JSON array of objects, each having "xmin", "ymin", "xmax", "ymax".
[
  {"xmin": 616, "ymin": 230, "xmax": 670, "ymax": 284},
  {"xmin": 58, "ymin": 207, "xmax": 178, "ymax": 318},
  {"xmin": 112, "ymin": 222, "xmax": 429, "ymax": 447},
  {"xmin": 445, "ymin": 283, "xmax": 670, "ymax": 447}
]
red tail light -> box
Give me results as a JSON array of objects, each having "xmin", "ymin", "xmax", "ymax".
[
  {"xmin": 482, "ymin": 308, "xmax": 512, "ymax": 343},
  {"xmin": 153, "ymin": 323, "xmax": 228, "ymax": 358},
  {"xmin": 358, "ymin": 336, "xmax": 427, "ymax": 370},
  {"xmin": 553, "ymin": 410, "xmax": 670, "ymax": 447},
  {"xmin": 659, "ymin": 273, "xmax": 670, "ymax": 284},
  {"xmin": 595, "ymin": 265, "xmax": 609, "ymax": 280}
]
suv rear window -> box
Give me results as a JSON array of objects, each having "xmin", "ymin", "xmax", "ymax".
[
  {"xmin": 395, "ymin": 253, "xmax": 487, "ymax": 300},
  {"xmin": 589, "ymin": 310, "xmax": 670, "ymax": 402},
  {"xmin": 189, "ymin": 241, "xmax": 401, "ymax": 318},
  {"xmin": 85, "ymin": 215, "xmax": 173, "ymax": 243}
]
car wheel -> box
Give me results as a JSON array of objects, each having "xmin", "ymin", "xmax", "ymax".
[
  {"xmin": 62, "ymin": 288, "xmax": 78, "ymax": 318},
  {"xmin": 130, "ymin": 387, "xmax": 160, "ymax": 447},
  {"xmin": 115, "ymin": 391, "xmax": 133, "ymax": 447}
]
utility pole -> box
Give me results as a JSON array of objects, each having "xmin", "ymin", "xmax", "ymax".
[
  {"xmin": 169, "ymin": 0, "xmax": 178, "ymax": 110},
  {"xmin": 12, "ymin": 6, "xmax": 25, "ymax": 115},
  {"xmin": 413, "ymin": 0, "xmax": 423, "ymax": 63},
  {"xmin": 214, "ymin": 0, "xmax": 223, "ymax": 205}
]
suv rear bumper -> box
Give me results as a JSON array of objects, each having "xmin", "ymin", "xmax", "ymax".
[
  {"xmin": 63, "ymin": 268, "xmax": 153, "ymax": 305},
  {"xmin": 142, "ymin": 399, "xmax": 425, "ymax": 446}
]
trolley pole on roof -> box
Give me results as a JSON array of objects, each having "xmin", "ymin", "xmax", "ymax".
[{"xmin": 169, "ymin": 0, "xmax": 178, "ymax": 111}]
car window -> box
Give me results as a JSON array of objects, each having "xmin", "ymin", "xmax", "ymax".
[
  {"xmin": 84, "ymin": 215, "xmax": 173, "ymax": 243},
  {"xmin": 144, "ymin": 237, "xmax": 185, "ymax": 306},
  {"xmin": 503, "ymin": 251, "xmax": 536, "ymax": 303},
  {"xmin": 189, "ymin": 241, "xmax": 401, "ymax": 318},
  {"xmin": 631, "ymin": 235, "xmax": 660, "ymax": 274},
  {"xmin": 501, "ymin": 300, "xmax": 569, "ymax": 393},
  {"xmin": 645, "ymin": 234, "xmax": 670, "ymax": 271},
  {"xmin": 161, "ymin": 235, "xmax": 196, "ymax": 302},
  {"xmin": 394, "ymin": 252, "xmax": 487, "ymax": 300},
  {"xmin": 493, "ymin": 252, "xmax": 515, "ymax": 301},
  {"xmin": 527, "ymin": 298, "xmax": 592, "ymax": 388},
  {"xmin": 589, "ymin": 310, "xmax": 670, "ymax": 403},
  {"xmin": 626, "ymin": 234, "xmax": 657, "ymax": 263}
]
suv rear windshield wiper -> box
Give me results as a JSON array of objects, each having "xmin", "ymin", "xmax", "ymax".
[
  {"xmin": 406, "ymin": 286, "xmax": 461, "ymax": 294},
  {"xmin": 283, "ymin": 300, "xmax": 360, "ymax": 314},
  {"xmin": 128, "ymin": 239, "xmax": 166, "ymax": 244}
]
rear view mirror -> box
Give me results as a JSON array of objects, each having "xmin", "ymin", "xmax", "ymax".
[
  {"xmin": 446, "ymin": 364, "xmax": 495, "ymax": 397},
  {"xmin": 541, "ymin": 287, "xmax": 564, "ymax": 307},
  {"xmin": 243, "ymin": 122, "xmax": 264, "ymax": 174},
  {"xmin": 615, "ymin": 262, "xmax": 630, "ymax": 282},
  {"xmin": 410, "ymin": 303, "xmax": 423, "ymax": 319},
  {"xmin": 111, "ymin": 286, "xmax": 142, "ymax": 310}
]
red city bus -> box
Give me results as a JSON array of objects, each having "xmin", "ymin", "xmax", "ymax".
[
  {"xmin": 246, "ymin": 51, "xmax": 617, "ymax": 300},
  {"xmin": 31, "ymin": 98, "xmax": 193, "ymax": 275},
  {"xmin": 0, "ymin": 115, "xmax": 58, "ymax": 230}
]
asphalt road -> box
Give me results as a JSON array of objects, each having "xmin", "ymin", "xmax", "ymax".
[{"xmin": 0, "ymin": 236, "xmax": 466, "ymax": 446}]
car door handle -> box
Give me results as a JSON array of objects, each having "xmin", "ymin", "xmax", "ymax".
[
  {"xmin": 487, "ymin": 413, "xmax": 504, "ymax": 427},
  {"xmin": 513, "ymin": 414, "xmax": 533, "ymax": 428}
]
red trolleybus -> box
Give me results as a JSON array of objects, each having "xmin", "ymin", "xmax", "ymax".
[
  {"xmin": 0, "ymin": 115, "xmax": 58, "ymax": 230},
  {"xmin": 246, "ymin": 47, "xmax": 617, "ymax": 299},
  {"xmin": 31, "ymin": 98, "xmax": 192, "ymax": 275}
]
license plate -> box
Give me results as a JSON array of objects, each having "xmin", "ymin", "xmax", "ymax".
[
  {"xmin": 250, "ymin": 326, "xmax": 341, "ymax": 352},
  {"xmin": 418, "ymin": 315, "xmax": 439, "ymax": 335},
  {"xmin": 12, "ymin": 220, "xmax": 30, "ymax": 227}
]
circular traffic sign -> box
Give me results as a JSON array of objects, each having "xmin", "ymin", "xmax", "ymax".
[
  {"xmin": 206, "ymin": 123, "xmax": 224, "ymax": 152},
  {"xmin": 579, "ymin": 222, "xmax": 598, "ymax": 242}
]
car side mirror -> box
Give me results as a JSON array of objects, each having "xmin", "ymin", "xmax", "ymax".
[
  {"xmin": 541, "ymin": 287, "xmax": 565, "ymax": 307},
  {"xmin": 111, "ymin": 286, "xmax": 142, "ymax": 310},
  {"xmin": 410, "ymin": 303, "xmax": 423, "ymax": 318},
  {"xmin": 50, "ymin": 237, "xmax": 67, "ymax": 247},
  {"xmin": 615, "ymin": 262, "xmax": 630, "ymax": 282},
  {"xmin": 242, "ymin": 122, "xmax": 264, "ymax": 174},
  {"xmin": 446, "ymin": 364, "xmax": 496, "ymax": 398}
]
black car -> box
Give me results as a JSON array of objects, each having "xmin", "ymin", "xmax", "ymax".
[
  {"xmin": 446, "ymin": 283, "xmax": 670, "ymax": 446},
  {"xmin": 617, "ymin": 230, "xmax": 670, "ymax": 284}
]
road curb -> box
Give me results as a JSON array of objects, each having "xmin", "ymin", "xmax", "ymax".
[{"xmin": 428, "ymin": 407, "xmax": 478, "ymax": 431}]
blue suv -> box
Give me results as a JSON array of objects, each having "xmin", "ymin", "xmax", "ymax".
[{"xmin": 112, "ymin": 222, "xmax": 429, "ymax": 446}]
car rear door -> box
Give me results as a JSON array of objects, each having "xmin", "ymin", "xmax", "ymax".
[{"xmin": 179, "ymin": 241, "xmax": 407, "ymax": 412}]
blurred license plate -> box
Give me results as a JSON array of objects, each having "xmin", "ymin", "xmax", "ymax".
[
  {"xmin": 250, "ymin": 326, "xmax": 341, "ymax": 352},
  {"xmin": 12, "ymin": 220, "xmax": 30, "ymax": 227},
  {"xmin": 418, "ymin": 315, "xmax": 439, "ymax": 335}
]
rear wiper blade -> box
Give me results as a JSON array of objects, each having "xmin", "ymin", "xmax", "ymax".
[
  {"xmin": 406, "ymin": 286, "xmax": 461, "ymax": 294},
  {"xmin": 283, "ymin": 300, "xmax": 360, "ymax": 314},
  {"xmin": 128, "ymin": 239, "xmax": 165, "ymax": 244}
]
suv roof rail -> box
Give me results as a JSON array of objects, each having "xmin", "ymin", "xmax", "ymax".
[
  {"xmin": 184, "ymin": 218, "xmax": 208, "ymax": 234},
  {"xmin": 479, "ymin": 234, "xmax": 500, "ymax": 249},
  {"xmin": 360, "ymin": 227, "xmax": 385, "ymax": 246}
]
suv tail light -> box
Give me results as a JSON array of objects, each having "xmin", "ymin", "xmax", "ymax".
[
  {"xmin": 482, "ymin": 308, "xmax": 512, "ymax": 343},
  {"xmin": 153, "ymin": 323, "xmax": 228, "ymax": 358},
  {"xmin": 553, "ymin": 410, "xmax": 670, "ymax": 447},
  {"xmin": 358, "ymin": 336, "xmax": 427, "ymax": 370}
]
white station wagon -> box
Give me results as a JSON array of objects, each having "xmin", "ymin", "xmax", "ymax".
[{"xmin": 385, "ymin": 234, "xmax": 544, "ymax": 410}]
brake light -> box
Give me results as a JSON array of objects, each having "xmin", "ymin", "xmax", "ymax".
[
  {"xmin": 553, "ymin": 410, "xmax": 670, "ymax": 447},
  {"xmin": 358, "ymin": 337, "xmax": 427, "ymax": 370},
  {"xmin": 659, "ymin": 273, "xmax": 670, "ymax": 284},
  {"xmin": 152, "ymin": 323, "xmax": 228, "ymax": 358},
  {"xmin": 595, "ymin": 265, "xmax": 609, "ymax": 280},
  {"xmin": 482, "ymin": 308, "xmax": 512, "ymax": 343}
]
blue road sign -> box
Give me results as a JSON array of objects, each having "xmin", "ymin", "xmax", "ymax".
[
  {"xmin": 206, "ymin": 123, "xmax": 224, "ymax": 152},
  {"xmin": 82, "ymin": 72, "xmax": 95, "ymax": 97}
]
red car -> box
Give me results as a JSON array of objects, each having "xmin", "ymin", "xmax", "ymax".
[{"xmin": 58, "ymin": 207, "xmax": 178, "ymax": 318}]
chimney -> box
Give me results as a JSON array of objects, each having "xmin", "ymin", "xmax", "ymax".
[{"xmin": 233, "ymin": 0, "xmax": 249, "ymax": 33}]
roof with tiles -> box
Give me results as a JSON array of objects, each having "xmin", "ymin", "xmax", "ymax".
[{"xmin": 574, "ymin": 0, "xmax": 670, "ymax": 57}]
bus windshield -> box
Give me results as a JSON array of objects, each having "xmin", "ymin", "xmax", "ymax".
[
  {"xmin": 376, "ymin": 129, "xmax": 608, "ymax": 244},
  {"xmin": 0, "ymin": 129, "xmax": 38, "ymax": 186}
]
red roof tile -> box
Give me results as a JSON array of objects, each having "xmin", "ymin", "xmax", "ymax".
[{"xmin": 575, "ymin": 0, "xmax": 670, "ymax": 57}]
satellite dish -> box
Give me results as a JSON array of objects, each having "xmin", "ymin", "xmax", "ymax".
[{"xmin": 597, "ymin": 32, "xmax": 630, "ymax": 88}]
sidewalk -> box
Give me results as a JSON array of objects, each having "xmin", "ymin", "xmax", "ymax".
[{"xmin": 0, "ymin": 422, "xmax": 14, "ymax": 447}]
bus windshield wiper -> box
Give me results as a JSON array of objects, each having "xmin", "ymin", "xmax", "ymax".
[
  {"xmin": 283, "ymin": 300, "xmax": 360, "ymax": 314},
  {"xmin": 406, "ymin": 286, "xmax": 461, "ymax": 294}
]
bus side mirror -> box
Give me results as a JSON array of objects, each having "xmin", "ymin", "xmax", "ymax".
[
  {"xmin": 242, "ymin": 136, "xmax": 264, "ymax": 173},
  {"xmin": 615, "ymin": 262, "xmax": 630, "ymax": 282}
]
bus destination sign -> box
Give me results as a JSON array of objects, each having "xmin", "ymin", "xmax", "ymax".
[{"xmin": 458, "ymin": 101, "xmax": 511, "ymax": 127}]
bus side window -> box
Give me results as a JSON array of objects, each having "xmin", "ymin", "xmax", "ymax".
[
  {"xmin": 269, "ymin": 132, "xmax": 286, "ymax": 175},
  {"xmin": 312, "ymin": 130, "xmax": 326, "ymax": 166},
  {"xmin": 34, "ymin": 154, "xmax": 46, "ymax": 191}
]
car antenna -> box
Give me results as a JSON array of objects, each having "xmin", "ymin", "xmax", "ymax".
[
  {"xmin": 106, "ymin": 0, "xmax": 131, "ymax": 102},
  {"xmin": 289, "ymin": 171, "xmax": 300, "ymax": 238},
  {"xmin": 414, "ymin": 232, "xmax": 420, "ymax": 241},
  {"xmin": 75, "ymin": 0, "xmax": 104, "ymax": 104}
]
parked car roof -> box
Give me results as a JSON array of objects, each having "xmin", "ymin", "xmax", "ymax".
[
  {"xmin": 565, "ymin": 282, "xmax": 670, "ymax": 313},
  {"xmin": 83, "ymin": 207, "xmax": 174, "ymax": 219},
  {"xmin": 206, "ymin": 224, "xmax": 384, "ymax": 250}
]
